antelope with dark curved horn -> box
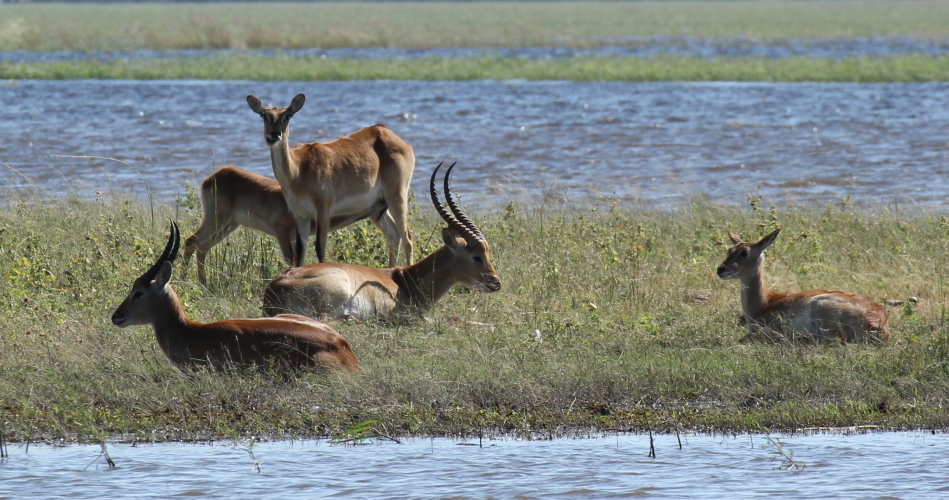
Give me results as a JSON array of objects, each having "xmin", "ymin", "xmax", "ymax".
[
  {"xmin": 717, "ymin": 228, "xmax": 890, "ymax": 344},
  {"xmin": 112, "ymin": 220, "xmax": 359, "ymax": 371},
  {"xmin": 247, "ymin": 93, "xmax": 414, "ymax": 267},
  {"xmin": 262, "ymin": 163, "xmax": 501, "ymax": 321}
]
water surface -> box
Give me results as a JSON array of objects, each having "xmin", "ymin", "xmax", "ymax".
[
  {"xmin": 0, "ymin": 432, "xmax": 944, "ymax": 499},
  {"xmin": 1, "ymin": 80, "xmax": 948, "ymax": 209}
]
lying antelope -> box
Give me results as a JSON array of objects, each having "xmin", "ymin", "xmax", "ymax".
[
  {"xmin": 246, "ymin": 93, "xmax": 414, "ymax": 268},
  {"xmin": 112, "ymin": 220, "xmax": 360, "ymax": 372},
  {"xmin": 262, "ymin": 163, "xmax": 501, "ymax": 321},
  {"xmin": 717, "ymin": 228, "xmax": 890, "ymax": 343}
]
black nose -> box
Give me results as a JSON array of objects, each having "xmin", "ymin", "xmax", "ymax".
[
  {"xmin": 487, "ymin": 280, "xmax": 501, "ymax": 292},
  {"xmin": 111, "ymin": 313, "xmax": 125, "ymax": 326},
  {"xmin": 266, "ymin": 131, "xmax": 281, "ymax": 143}
]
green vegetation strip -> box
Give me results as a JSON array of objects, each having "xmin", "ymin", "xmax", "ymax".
[
  {"xmin": 2, "ymin": 1, "xmax": 949, "ymax": 51},
  {"xmin": 0, "ymin": 193, "xmax": 947, "ymax": 443},
  {"xmin": 4, "ymin": 54, "xmax": 949, "ymax": 82}
]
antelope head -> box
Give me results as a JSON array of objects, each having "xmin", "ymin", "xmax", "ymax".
[
  {"xmin": 112, "ymin": 220, "xmax": 181, "ymax": 328},
  {"xmin": 716, "ymin": 228, "xmax": 780, "ymax": 281},
  {"xmin": 431, "ymin": 162, "xmax": 501, "ymax": 293},
  {"xmin": 246, "ymin": 93, "xmax": 306, "ymax": 146}
]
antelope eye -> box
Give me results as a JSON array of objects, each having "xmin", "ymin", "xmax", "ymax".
[
  {"xmin": 738, "ymin": 249, "xmax": 749, "ymax": 257},
  {"xmin": 473, "ymin": 255, "xmax": 484, "ymax": 265},
  {"xmin": 131, "ymin": 291, "xmax": 144, "ymax": 301}
]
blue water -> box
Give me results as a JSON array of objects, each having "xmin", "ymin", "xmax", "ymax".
[
  {"xmin": 2, "ymin": 80, "xmax": 948, "ymax": 208},
  {"xmin": 0, "ymin": 432, "xmax": 945, "ymax": 499}
]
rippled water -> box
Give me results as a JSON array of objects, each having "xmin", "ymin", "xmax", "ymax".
[
  {"xmin": 4, "ymin": 37, "xmax": 949, "ymax": 63},
  {"xmin": 0, "ymin": 432, "xmax": 944, "ymax": 499},
  {"xmin": 2, "ymin": 80, "xmax": 948, "ymax": 208}
]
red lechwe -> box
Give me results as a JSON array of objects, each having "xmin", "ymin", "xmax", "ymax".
[
  {"xmin": 262, "ymin": 162, "xmax": 501, "ymax": 321},
  {"xmin": 716, "ymin": 228, "xmax": 890, "ymax": 343},
  {"xmin": 246, "ymin": 93, "xmax": 414, "ymax": 268},
  {"xmin": 112, "ymin": 220, "xmax": 359, "ymax": 371}
]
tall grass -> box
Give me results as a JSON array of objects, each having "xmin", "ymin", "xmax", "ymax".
[
  {"xmin": 1, "ymin": 193, "xmax": 948, "ymax": 442},
  {"xmin": 5, "ymin": 54, "xmax": 949, "ymax": 82},
  {"xmin": 2, "ymin": 2, "xmax": 949, "ymax": 52}
]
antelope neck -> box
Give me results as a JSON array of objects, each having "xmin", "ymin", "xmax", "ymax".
[
  {"xmin": 391, "ymin": 247, "xmax": 456, "ymax": 310},
  {"xmin": 739, "ymin": 259, "xmax": 772, "ymax": 318},
  {"xmin": 269, "ymin": 134, "xmax": 300, "ymax": 185},
  {"xmin": 150, "ymin": 286, "xmax": 192, "ymax": 336}
]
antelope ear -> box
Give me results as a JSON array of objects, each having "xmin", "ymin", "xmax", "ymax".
[
  {"xmin": 288, "ymin": 93, "xmax": 306, "ymax": 116},
  {"xmin": 727, "ymin": 231, "xmax": 742, "ymax": 244},
  {"xmin": 153, "ymin": 261, "xmax": 174, "ymax": 289},
  {"xmin": 755, "ymin": 228, "xmax": 781, "ymax": 252},
  {"xmin": 247, "ymin": 95, "xmax": 266, "ymax": 115},
  {"xmin": 441, "ymin": 227, "xmax": 466, "ymax": 250}
]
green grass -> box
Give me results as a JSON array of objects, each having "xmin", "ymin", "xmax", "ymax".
[
  {"xmin": 2, "ymin": 1, "xmax": 949, "ymax": 51},
  {"xmin": 4, "ymin": 54, "xmax": 949, "ymax": 82},
  {"xmin": 2, "ymin": 193, "xmax": 949, "ymax": 443}
]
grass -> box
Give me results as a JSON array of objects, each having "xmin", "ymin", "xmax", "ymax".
[
  {"xmin": 2, "ymin": 2, "xmax": 949, "ymax": 51},
  {"xmin": 4, "ymin": 54, "xmax": 949, "ymax": 82},
  {"xmin": 2, "ymin": 192, "xmax": 949, "ymax": 443}
]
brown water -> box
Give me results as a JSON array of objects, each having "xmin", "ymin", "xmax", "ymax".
[
  {"xmin": 1, "ymin": 80, "xmax": 948, "ymax": 208},
  {"xmin": 0, "ymin": 432, "xmax": 945, "ymax": 498}
]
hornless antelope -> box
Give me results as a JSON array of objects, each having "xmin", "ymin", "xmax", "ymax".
[
  {"xmin": 112, "ymin": 220, "xmax": 360, "ymax": 372},
  {"xmin": 262, "ymin": 163, "xmax": 501, "ymax": 321},
  {"xmin": 246, "ymin": 93, "xmax": 415, "ymax": 268},
  {"xmin": 717, "ymin": 228, "xmax": 890, "ymax": 344},
  {"xmin": 181, "ymin": 166, "xmax": 304, "ymax": 285}
]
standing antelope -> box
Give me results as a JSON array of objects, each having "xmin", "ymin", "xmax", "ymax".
[
  {"xmin": 717, "ymin": 229, "xmax": 890, "ymax": 344},
  {"xmin": 246, "ymin": 93, "xmax": 414, "ymax": 268},
  {"xmin": 262, "ymin": 163, "xmax": 501, "ymax": 321},
  {"xmin": 181, "ymin": 165, "xmax": 303, "ymax": 285},
  {"xmin": 112, "ymin": 220, "xmax": 359, "ymax": 372},
  {"xmin": 181, "ymin": 166, "xmax": 364, "ymax": 285}
]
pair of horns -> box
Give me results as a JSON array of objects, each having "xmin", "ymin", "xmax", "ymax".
[
  {"xmin": 140, "ymin": 219, "xmax": 180, "ymax": 283},
  {"xmin": 430, "ymin": 163, "xmax": 485, "ymax": 245}
]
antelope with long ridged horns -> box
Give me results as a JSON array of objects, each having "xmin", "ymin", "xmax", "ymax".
[
  {"xmin": 246, "ymin": 93, "xmax": 414, "ymax": 267},
  {"xmin": 112, "ymin": 220, "xmax": 359, "ymax": 372},
  {"xmin": 716, "ymin": 228, "xmax": 890, "ymax": 344},
  {"xmin": 262, "ymin": 163, "xmax": 501, "ymax": 321}
]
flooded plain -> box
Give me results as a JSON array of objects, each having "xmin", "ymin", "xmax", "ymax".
[
  {"xmin": 4, "ymin": 36, "xmax": 949, "ymax": 63},
  {"xmin": 2, "ymin": 79, "xmax": 948, "ymax": 209},
  {"xmin": 1, "ymin": 432, "xmax": 945, "ymax": 499}
]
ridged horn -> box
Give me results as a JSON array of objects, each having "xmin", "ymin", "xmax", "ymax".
[
  {"xmin": 430, "ymin": 163, "xmax": 479, "ymax": 244},
  {"xmin": 443, "ymin": 162, "xmax": 485, "ymax": 243},
  {"xmin": 140, "ymin": 219, "xmax": 180, "ymax": 283}
]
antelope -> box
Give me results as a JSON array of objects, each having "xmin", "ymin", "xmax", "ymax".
[
  {"xmin": 716, "ymin": 228, "xmax": 890, "ymax": 344},
  {"xmin": 246, "ymin": 93, "xmax": 414, "ymax": 268},
  {"xmin": 181, "ymin": 165, "xmax": 303, "ymax": 285},
  {"xmin": 112, "ymin": 220, "xmax": 360, "ymax": 372},
  {"xmin": 262, "ymin": 163, "xmax": 501, "ymax": 321},
  {"xmin": 181, "ymin": 166, "xmax": 367, "ymax": 285}
]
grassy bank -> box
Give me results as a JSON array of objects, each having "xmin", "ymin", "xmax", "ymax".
[
  {"xmin": 1, "ymin": 193, "xmax": 948, "ymax": 443},
  {"xmin": 4, "ymin": 54, "xmax": 949, "ymax": 82},
  {"xmin": 2, "ymin": 1, "xmax": 949, "ymax": 51}
]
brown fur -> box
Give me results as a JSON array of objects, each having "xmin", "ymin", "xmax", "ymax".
[
  {"xmin": 717, "ymin": 228, "xmax": 890, "ymax": 344},
  {"xmin": 247, "ymin": 94, "xmax": 414, "ymax": 267},
  {"xmin": 114, "ymin": 223, "xmax": 359, "ymax": 372}
]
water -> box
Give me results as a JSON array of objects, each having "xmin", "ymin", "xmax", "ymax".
[
  {"xmin": 2, "ymin": 79, "xmax": 948, "ymax": 209},
  {"xmin": 4, "ymin": 37, "xmax": 949, "ymax": 63},
  {"xmin": 0, "ymin": 432, "xmax": 945, "ymax": 498}
]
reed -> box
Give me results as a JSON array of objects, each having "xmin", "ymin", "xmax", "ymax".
[
  {"xmin": 2, "ymin": 1, "xmax": 949, "ymax": 51},
  {"xmin": 4, "ymin": 54, "xmax": 949, "ymax": 82},
  {"xmin": 0, "ymin": 192, "xmax": 947, "ymax": 442}
]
